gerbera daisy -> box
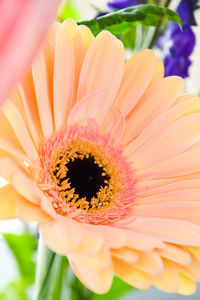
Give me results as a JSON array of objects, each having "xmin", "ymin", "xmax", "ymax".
[{"xmin": 1, "ymin": 19, "xmax": 200, "ymax": 295}]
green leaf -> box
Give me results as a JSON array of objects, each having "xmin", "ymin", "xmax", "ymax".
[
  {"xmin": 93, "ymin": 276, "xmax": 135, "ymax": 300},
  {"xmin": 77, "ymin": 4, "xmax": 182, "ymax": 36},
  {"xmin": 2, "ymin": 233, "xmax": 37, "ymax": 285}
]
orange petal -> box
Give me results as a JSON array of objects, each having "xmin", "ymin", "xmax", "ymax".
[
  {"xmin": 148, "ymin": 56, "xmax": 164, "ymax": 85},
  {"xmin": 39, "ymin": 221, "xmax": 66, "ymax": 255},
  {"xmin": 111, "ymin": 247, "xmax": 139, "ymax": 264},
  {"xmin": 178, "ymin": 274, "xmax": 196, "ymax": 295},
  {"xmin": 157, "ymin": 244, "xmax": 191, "ymax": 266},
  {"xmin": 32, "ymin": 50, "xmax": 53, "ymax": 139},
  {"xmin": 2, "ymin": 100, "xmax": 38, "ymax": 161},
  {"xmin": 53, "ymin": 219, "xmax": 83, "ymax": 254},
  {"xmin": 70, "ymin": 245, "xmax": 110, "ymax": 271},
  {"xmin": 123, "ymin": 76, "xmax": 183, "ymax": 145},
  {"xmin": 0, "ymin": 184, "xmax": 18, "ymax": 220},
  {"xmin": 70, "ymin": 259, "xmax": 113, "ymax": 294},
  {"xmin": 12, "ymin": 170, "xmax": 43, "ymax": 204},
  {"xmin": 126, "ymin": 96, "xmax": 200, "ymax": 154},
  {"xmin": 16, "ymin": 197, "xmax": 51, "ymax": 223},
  {"xmin": 153, "ymin": 260, "xmax": 179, "ymax": 293},
  {"xmin": 53, "ymin": 23, "xmax": 74, "ymax": 130},
  {"xmin": 114, "ymin": 49, "xmax": 156, "ymax": 116},
  {"xmin": 130, "ymin": 113, "xmax": 200, "ymax": 169},
  {"xmin": 127, "ymin": 217, "xmax": 200, "ymax": 246},
  {"xmin": 134, "ymin": 251, "xmax": 163, "ymax": 275},
  {"xmin": 113, "ymin": 257, "xmax": 152, "ymax": 289},
  {"xmin": 77, "ymin": 31, "xmax": 124, "ymax": 125}
]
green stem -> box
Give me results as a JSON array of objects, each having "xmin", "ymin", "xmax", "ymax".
[{"xmin": 34, "ymin": 238, "xmax": 56, "ymax": 300}]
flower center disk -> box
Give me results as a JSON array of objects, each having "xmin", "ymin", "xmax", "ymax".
[{"xmin": 39, "ymin": 125, "xmax": 136, "ymax": 224}]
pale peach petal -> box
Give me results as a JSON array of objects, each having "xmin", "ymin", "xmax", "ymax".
[
  {"xmin": 78, "ymin": 25, "xmax": 94, "ymax": 54},
  {"xmin": 129, "ymin": 114, "xmax": 200, "ymax": 169},
  {"xmin": 0, "ymin": 157, "xmax": 23, "ymax": 181},
  {"xmin": 77, "ymin": 31, "xmax": 124, "ymax": 125},
  {"xmin": 122, "ymin": 76, "xmax": 183, "ymax": 145},
  {"xmin": 179, "ymin": 254, "xmax": 200, "ymax": 281},
  {"xmin": 138, "ymin": 179, "xmax": 200, "ymax": 197},
  {"xmin": 16, "ymin": 198, "xmax": 51, "ymax": 223},
  {"xmin": 53, "ymin": 219, "xmax": 83, "ymax": 254},
  {"xmin": 32, "ymin": 51, "xmax": 53, "ymax": 138},
  {"xmin": 125, "ymin": 231, "xmax": 165, "ymax": 251},
  {"xmin": 143, "ymin": 143, "xmax": 200, "ymax": 178},
  {"xmin": 67, "ymin": 90, "xmax": 104, "ymax": 127},
  {"xmin": 134, "ymin": 252, "xmax": 163, "ymax": 275},
  {"xmin": 12, "ymin": 171, "xmax": 43, "ymax": 204},
  {"xmin": 70, "ymin": 259, "xmax": 113, "ymax": 294},
  {"xmin": 102, "ymin": 109, "xmax": 125, "ymax": 142},
  {"xmin": 174, "ymin": 93, "xmax": 198, "ymax": 105},
  {"xmin": 75, "ymin": 226, "xmax": 104, "ymax": 256},
  {"xmin": 53, "ymin": 24, "xmax": 74, "ymax": 130},
  {"xmin": 92, "ymin": 225, "xmax": 127, "ymax": 249},
  {"xmin": 62, "ymin": 20, "xmax": 84, "ymax": 102},
  {"xmin": 0, "ymin": 185, "xmax": 18, "ymax": 220},
  {"xmin": 2, "ymin": 100, "xmax": 38, "ymax": 161},
  {"xmin": 39, "ymin": 221, "xmax": 66, "ymax": 255},
  {"xmin": 113, "ymin": 257, "xmax": 152, "ymax": 289},
  {"xmin": 111, "ymin": 248, "xmax": 139, "ymax": 263},
  {"xmin": 18, "ymin": 71, "xmax": 42, "ymax": 146},
  {"xmin": 148, "ymin": 56, "xmax": 164, "ymax": 85},
  {"xmin": 125, "ymin": 97, "xmax": 200, "ymax": 154},
  {"xmin": 178, "ymin": 274, "xmax": 196, "ymax": 295},
  {"xmin": 188, "ymin": 247, "xmax": 200, "ymax": 261},
  {"xmin": 0, "ymin": 0, "xmax": 61, "ymax": 106},
  {"xmin": 0, "ymin": 138, "xmax": 29, "ymax": 162},
  {"xmin": 114, "ymin": 49, "xmax": 156, "ymax": 116},
  {"xmin": 133, "ymin": 192, "xmax": 200, "ymax": 224},
  {"xmin": 157, "ymin": 244, "xmax": 191, "ymax": 266},
  {"xmin": 153, "ymin": 260, "xmax": 179, "ymax": 293},
  {"xmin": 70, "ymin": 245, "xmax": 110, "ymax": 271},
  {"xmin": 126, "ymin": 217, "xmax": 200, "ymax": 246}
]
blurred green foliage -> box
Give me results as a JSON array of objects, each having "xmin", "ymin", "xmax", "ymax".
[
  {"xmin": 57, "ymin": 0, "xmax": 81, "ymax": 22},
  {"xmin": 0, "ymin": 233, "xmax": 37, "ymax": 300}
]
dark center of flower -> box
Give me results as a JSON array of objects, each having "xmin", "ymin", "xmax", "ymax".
[{"xmin": 62, "ymin": 155, "xmax": 110, "ymax": 202}]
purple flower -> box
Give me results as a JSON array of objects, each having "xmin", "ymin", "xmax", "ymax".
[
  {"xmin": 107, "ymin": 0, "xmax": 140, "ymax": 10},
  {"xmin": 177, "ymin": 0, "xmax": 198, "ymax": 25},
  {"xmin": 159, "ymin": 0, "xmax": 197, "ymax": 78}
]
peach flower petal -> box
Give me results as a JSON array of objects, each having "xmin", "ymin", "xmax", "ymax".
[
  {"xmin": 12, "ymin": 170, "xmax": 43, "ymax": 204},
  {"xmin": 32, "ymin": 51, "xmax": 53, "ymax": 139},
  {"xmin": 125, "ymin": 96, "xmax": 200, "ymax": 154},
  {"xmin": 70, "ymin": 259, "xmax": 113, "ymax": 294},
  {"xmin": 130, "ymin": 113, "xmax": 200, "ymax": 169},
  {"xmin": 178, "ymin": 274, "xmax": 196, "ymax": 295},
  {"xmin": 153, "ymin": 260, "xmax": 179, "ymax": 293},
  {"xmin": 16, "ymin": 198, "xmax": 51, "ymax": 223},
  {"xmin": 133, "ymin": 252, "xmax": 163, "ymax": 275},
  {"xmin": 2, "ymin": 100, "xmax": 38, "ymax": 161},
  {"xmin": 157, "ymin": 244, "xmax": 191, "ymax": 266},
  {"xmin": 111, "ymin": 248, "xmax": 139, "ymax": 264},
  {"xmin": 113, "ymin": 257, "xmax": 152, "ymax": 289},
  {"xmin": 39, "ymin": 221, "xmax": 66, "ymax": 255},
  {"xmin": 148, "ymin": 56, "xmax": 164, "ymax": 85},
  {"xmin": 114, "ymin": 49, "xmax": 156, "ymax": 116},
  {"xmin": 0, "ymin": 185, "xmax": 18, "ymax": 219},
  {"xmin": 53, "ymin": 219, "xmax": 83, "ymax": 254},
  {"xmin": 53, "ymin": 24, "xmax": 74, "ymax": 130},
  {"xmin": 123, "ymin": 76, "xmax": 183, "ymax": 145},
  {"xmin": 127, "ymin": 217, "xmax": 200, "ymax": 246}
]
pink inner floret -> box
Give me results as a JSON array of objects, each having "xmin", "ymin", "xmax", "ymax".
[{"xmin": 39, "ymin": 123, "xmax": 137, "ymax": 225}]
